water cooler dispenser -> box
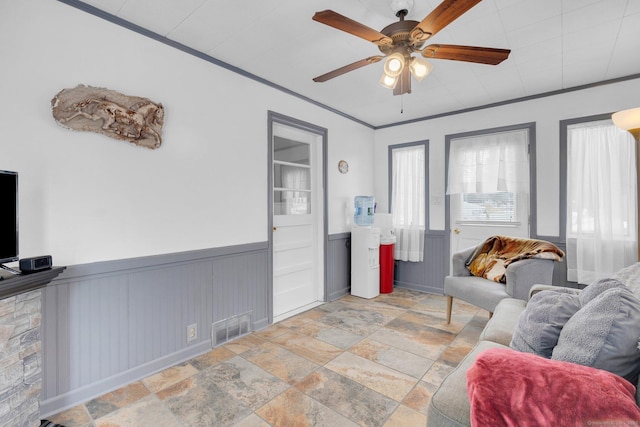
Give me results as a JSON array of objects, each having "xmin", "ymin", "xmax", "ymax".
[
  {"xmin": 351, "ymin": 226, "xmax": 380, "ymax": 299},
  {"xmin": 351, "ymin": 196, "xmax": 380, "ymax": 299}
]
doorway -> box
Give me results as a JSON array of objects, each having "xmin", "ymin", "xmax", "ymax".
[
  {"xmin": 445, "ymin": 123, "xmax": 535, "ymax": 266},
  {"xmin": 268, "ymin": 112, "xmax": 327, "ymax": 323}
]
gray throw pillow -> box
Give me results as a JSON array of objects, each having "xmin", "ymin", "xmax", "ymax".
[
  {"xmin": 510, "ymin": 289, "xmax": 582, "ymax": 358},
  {"xmin": 552, "ymin": 287, "xmax": 640, "ymax": 384},
  {"xmin": 579, "ymin": 277, "xmax": 626, "ymax": 306},
  {"xmin": 613, "ymin": 262, "xmax": 640, "ymax": 297}
]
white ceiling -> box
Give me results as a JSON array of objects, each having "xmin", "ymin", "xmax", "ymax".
[{"xmin": 72, "ymin": 0, "xmax": 640, "ymax": 128}]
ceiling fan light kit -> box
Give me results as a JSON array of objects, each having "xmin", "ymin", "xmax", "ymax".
[
  {"xmin": 379, "ymin": 51, "xmax": 432, "ymax": 90},
  {"xmin": 379, "ymin": 72, "xmax": 399, "ymax": 89},
  {"xmin": 312, "ymin": 0, "xmax": 510, "ymax": 96},
  {"xmin": 409, "ymin": 56, "xmax": 432, "ymax": 81},
  {"xmin": 383, "ymin": 52, "xmax": 405, "ymax": 77}
]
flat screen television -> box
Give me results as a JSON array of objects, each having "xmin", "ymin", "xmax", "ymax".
[{"xmin": 0, "ymin": 170, "xmax": 18, "ymax": 266}]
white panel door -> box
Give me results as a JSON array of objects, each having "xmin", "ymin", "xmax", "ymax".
[
  {"xmin": 272, "ymin": 123, "xmax": 323, "ymax": 322},
  {"xmin": 450, "ymin": 193, "xmax": 530, "ymax": 255}
]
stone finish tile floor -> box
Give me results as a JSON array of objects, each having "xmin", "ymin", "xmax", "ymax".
[{"xmin": 46, "ymin": 289, "xmax": 487, "ymax": 427}]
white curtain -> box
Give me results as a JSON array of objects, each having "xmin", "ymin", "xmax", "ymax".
[
  {"xmin": 447, "ymin": 130, "xmax": 529, "ymax": 195},
  {"xmin": 391, "ymin": 145, "xmax": 425, "ymax": 262},
  {"xmin": 281, "ymin": 165, "xmax": 309, "ymax": 214},
  {"xmin": 566, "ymin": 121, "xmax": 637, "ymax": 284}
]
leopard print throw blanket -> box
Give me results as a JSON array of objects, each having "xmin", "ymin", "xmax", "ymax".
[{"xmin": 465, "ymin": 235, "xmax": 564, "ymax": 283}]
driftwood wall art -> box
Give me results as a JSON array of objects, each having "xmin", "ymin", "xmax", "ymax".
[{"xmin": 51, "ymin": 85, "xmax": 164, "ymax": 149}]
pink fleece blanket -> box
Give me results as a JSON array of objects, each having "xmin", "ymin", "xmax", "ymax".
[{"xmin": 467, "ymin": 348, "xmax": 640, "ymax": 426}]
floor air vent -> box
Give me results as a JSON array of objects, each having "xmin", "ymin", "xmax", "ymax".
[{"xmin": 212, "ymin": 311, "xmax": 253, "ymax": 347}]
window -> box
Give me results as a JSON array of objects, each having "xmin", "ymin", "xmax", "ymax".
[
  {"xmin": 447, "ymin": 128, "xmax": 529, "ymax": 225},
  {"xmin": 273, "ymin": 136, "xmax": 311, "ymax": 216},
  {"xmin": 462, "ymin": 192, "xmax": 515, "ymax": 222},
  {"xmin": 390, "ymin": 142, "xmax": 426, "ymax": 262},
  {"xmin": 565, "ymin": 119, "xmax": 636, "ymax": 283}
]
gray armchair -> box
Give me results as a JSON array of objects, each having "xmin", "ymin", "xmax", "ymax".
[{"xmin": 445, "ymin": 245, "xmax": 557, "ymax": 323}]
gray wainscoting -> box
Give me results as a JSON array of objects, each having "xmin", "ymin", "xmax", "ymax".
[
  {"xmin": 40, "ymin": 242, "xmax": 269, "ymax": 417},
  {"xmin": 329, "ymin": 231, "xmax": 447, "ymax": 297},
  {"xmin": 41, "ymin": 234, "xmax": 353, "ymax": 416},
  {"xmin": 327, "ymin": 232, "xmax": 351, "ymax": 301},
  {"xmin": 394, "ymin": 232, "xmax": 446, "ymax": 294}
]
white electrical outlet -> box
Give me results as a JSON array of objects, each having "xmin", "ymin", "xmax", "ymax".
[{"xmin": 187, "ymin": 323, "xmax": 197, "ymax": 342}]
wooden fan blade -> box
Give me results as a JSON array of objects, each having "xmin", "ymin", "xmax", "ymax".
[
  {"xmin": 313, "ymin": 10, "xmax": 393, "ymax": 46},
  {"xmin": 410, "ymin": 0, "xmax": 482, "ymax": 43},
  {"xmin": 313, "ymin": 56, "xmax": 384, "ymax": 82},
  {"xmin": 421, "ymin": 44, "xmax": 510, "ymax": 65}
]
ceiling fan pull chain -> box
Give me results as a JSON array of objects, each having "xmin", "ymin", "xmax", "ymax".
[{"xmin": 401, "ymin": 94, "xmax": 404, "ymax": 114}]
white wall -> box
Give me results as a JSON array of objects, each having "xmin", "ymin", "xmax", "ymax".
[
  {"xmin": 374, "ymin": 78, "xmax": 640, "ymax": 236},
  {"xmin": 3, "ymin": 0, "xmax": 637, "ymax": 267},
  {"xmin": 0, "ymin": 0, "xmax": 374, "ymax": 266}
]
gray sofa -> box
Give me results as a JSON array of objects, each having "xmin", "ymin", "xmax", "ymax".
[
  {"xmin": 428, "ymin": 263, "xmax": 640, "ymax": 426},
  {"xmin": 428, "ymin": 297, "xmax": 526, "ymax": 426},
  {"xmin": 444, "ymin": 244, "xmax": 557, "ymax": 323}
]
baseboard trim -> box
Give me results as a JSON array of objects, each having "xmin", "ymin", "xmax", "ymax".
[
  {"xmin": 328, "ymin": 288, "xmax": 350, "ymax": 301},
  {"xmin": 395, "ymin": 281, "xmax": 443, "ymax": 295},
  {"xmin": 39, "ymin": 340, "xmax": 213, "ymax": 418},
  {"xmin": 273, "ymin": 301, "xmax": 324, "ymax": 323}
]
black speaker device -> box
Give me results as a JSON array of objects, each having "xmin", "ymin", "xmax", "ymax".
[{"xmin": 20, "ymin": 256, "xmax": 52, "ymax": 273}]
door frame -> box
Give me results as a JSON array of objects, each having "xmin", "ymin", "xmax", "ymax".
[
  {"xmin": 267, "ymin": 111, "xmax": 328, "ymax": 323},
  {"xmin": 444, "ymin": 122, "xmax": 538, "ymax": 276}
]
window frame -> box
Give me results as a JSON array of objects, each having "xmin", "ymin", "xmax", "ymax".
[
  {"xmin": 560, "ymin": 113, "xmax": 637, "ymax": 283},
  {"xmin": 565, "ymin": 118, "xmax": 635, "ymax": 239},
  {"xmin": 388, "ymin": 140, "xmax": 429, "ymax": 231},
  {"xmin": 559, "ymin": 113, "xmax": 617, "ymax": 242},
  {"xmin": 447, "ymin": 127, "xmax": 531, "ymax": 227},
  {"xmin": 445, "ymin": 122, "xmax": 538, "ymax": 236}
]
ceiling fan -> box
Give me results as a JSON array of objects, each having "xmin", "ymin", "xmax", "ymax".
[{"xmin": 312, "ymin": 0, "xmax": 511, "ymax": 96}]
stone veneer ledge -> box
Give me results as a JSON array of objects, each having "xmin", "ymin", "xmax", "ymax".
[{"xmin": 0, "ymin": 289, "xmax": 42, "ymax": 427}]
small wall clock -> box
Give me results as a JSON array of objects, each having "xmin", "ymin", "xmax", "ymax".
[{"xmin": 338, "ymin": 160, "xmax": 349, "ymax": 174}]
